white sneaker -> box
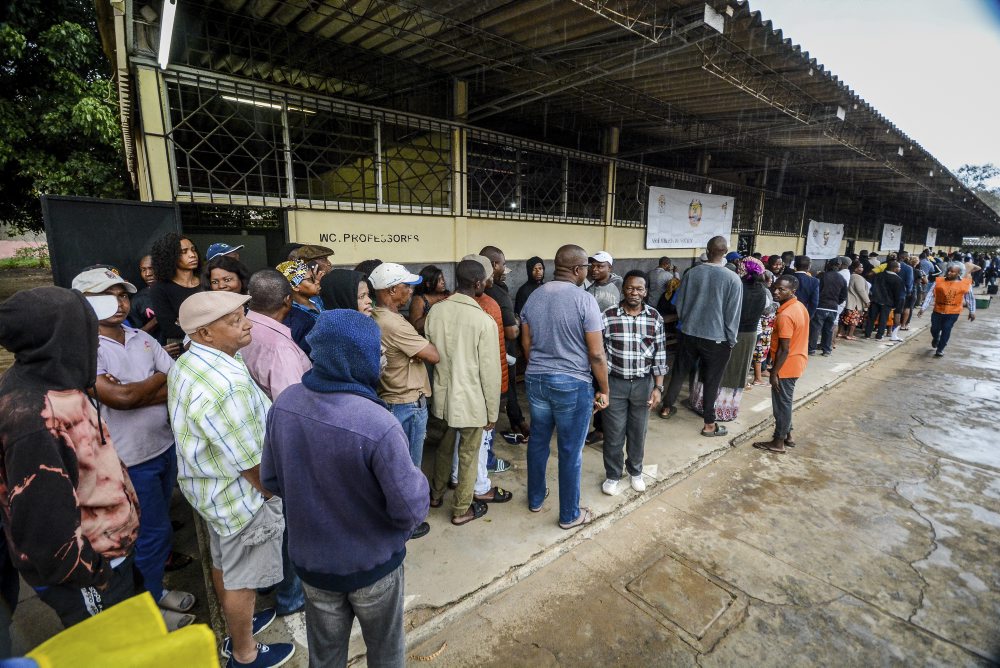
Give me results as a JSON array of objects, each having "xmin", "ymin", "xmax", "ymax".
[
  {"xmin": 601, "ymin": 478, "xmax": 620, "ymax": 495},
  {"xmin": 630, "ymin": 474, "xmax": 646, "ymax": 492}
]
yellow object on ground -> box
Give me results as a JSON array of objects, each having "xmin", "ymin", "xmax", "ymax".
[{"xmin": 27, "ymin": 593, "xmax": 216, "ymax": 668}]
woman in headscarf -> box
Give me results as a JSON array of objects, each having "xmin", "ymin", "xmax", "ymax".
[
  {"xmin": 514, "ymin": 256, "xmax": 545, "ymax": 315},
  {"xmin": 319, "ymin": 269, "xmax": 373, "ymax": 316},
  {"xmin": 751, "ymin": 269, "xmax": 778, "ymax": 386},
  {"xmin": 691, "ymin": 257, "xmax": 769, "ymax": 421}
]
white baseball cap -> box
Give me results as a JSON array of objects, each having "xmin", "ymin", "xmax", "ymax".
[
  {"xmin": 72, "ymin": 268, "xmax": 138, "ymax": 295},
  {"xmin": 369, "ymin": 263, "xmax": 422, "ymax": 290},
  {"xmin": 588, "ymin": 251, "xmax": 614, "ymax": 264}
]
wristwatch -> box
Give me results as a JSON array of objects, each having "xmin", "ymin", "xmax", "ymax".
[{"xmin": 654, "ymin": 385, "xmax": 664, "ymax": 392}]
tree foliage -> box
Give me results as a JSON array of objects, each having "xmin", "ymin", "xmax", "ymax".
[
  {"xmin": 956, "ymin": 163, "xmax": 1000, "ymax": 215},
  {"xmin": 0, "ymin": 1, "xmax": 131, "ymax": 232}
]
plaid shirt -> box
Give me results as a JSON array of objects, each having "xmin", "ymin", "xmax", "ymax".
[
  {"xmin": 602, "ymin": 304, "xmax": 668, "ymax": 380},
  {"xmin": 168, "ymin": 342, "xmax": 272, "ymax": 536}
]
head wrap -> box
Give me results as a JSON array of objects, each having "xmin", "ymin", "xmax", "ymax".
[
  {"xmin": 277, "ymin": 260, "xmax": 311, "ymax": 287},
  {"xmin": 736, "ymin": 256, "xmax": 765, "ymax": 283},
  {"xmin": 319, "ymin": 270, "xmax": 366, "ymax": 311}
]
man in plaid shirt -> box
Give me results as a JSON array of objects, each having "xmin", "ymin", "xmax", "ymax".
[{"xmin": 600, "ymin": 270, "xmax": 668, "ymax": 496}]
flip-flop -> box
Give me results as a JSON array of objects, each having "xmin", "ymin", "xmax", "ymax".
[
  {"xmin": 559, "ymin": 507, "xmax": 594, "ymax": 530},
  {"xmin": 159, "ymin": 589, "xmax": 196, "ymax": 613},
  {"xmin": 752, "ymin": 441, "xmax": 787, "ymax": 454},
  {"xmin": 474, "ymin": 486, "xmax": 513, "ymax": 503},
  {"xmin": 452, "ymin": 501, "xmax": 488, "ymax": 526},
  {"xmin": 658, "ymin": 405, "xmax": 677, "ymax": 420},
  {"xmin": 529, "ymin": 487, "xmax": 550, "ymax": 513},
  {"xmin": 429, "ymin": 495, "xmax": 443, "ymax": 508},
  {"xmin": 700, "ymin": 425, "xmax": 728, "ymax": 437}
]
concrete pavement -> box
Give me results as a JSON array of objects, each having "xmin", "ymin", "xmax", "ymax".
[{"xmin": 406, "ymin": 300, "xmax": 1000, "ymax": 665}]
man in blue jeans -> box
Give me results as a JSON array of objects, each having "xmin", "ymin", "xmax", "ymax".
[
  {"xmin": 520, "ymin": 245, "xmax": 609, "ymax": 530},
  {"xmin": 371, "ymin": 263, "xmax": 439, "ymax": 539}
]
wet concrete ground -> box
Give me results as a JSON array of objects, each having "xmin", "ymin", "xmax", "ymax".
[{"xmin": 407, "ymin": 308, "xmax": 1000, "ymax": 666}]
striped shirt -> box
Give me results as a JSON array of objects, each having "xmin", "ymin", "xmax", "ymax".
[
  {"xmin": 168, "ymin": 342, "xmax": 271, "ymax": 536},
  {"xmin": 602, "ymin": 304, "xmax": 668, "ymax": 380}
]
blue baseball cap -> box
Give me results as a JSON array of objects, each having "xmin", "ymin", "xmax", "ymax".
[{"xmin": 206, "ymin": 243, "xmax": 244, "ymax": 260}]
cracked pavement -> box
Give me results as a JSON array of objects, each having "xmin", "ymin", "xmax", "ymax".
[{"xmin": 407, "ymin": 309, "xmax": 1000, "ymax": 666}]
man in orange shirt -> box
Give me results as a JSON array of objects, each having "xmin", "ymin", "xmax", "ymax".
[
  {"xmin": 917, "ymin": 262, "xmax": 975, "ymax": 358},
  {"xmin": 754, "ymin": 275, "xmax": 810, "ymax": 454}
]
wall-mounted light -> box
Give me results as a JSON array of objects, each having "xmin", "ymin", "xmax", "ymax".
[
  {"xmin": 157, "ymin": 0, "xmax": 177, "ymax": 70},
  {"xmin": 706, "ymin": 183, "xmax": 713, "ymax": 194},
  {"xmin": 509, "ymin": 201, "xmax": 518, "ymax": 210},
  {"xmin": 836, "ymin": 106, "xmax": 846, "ymax": 121},
  {"xmin": 221, "ymin": 95, "xmax": 316, "ymax": 114},
  {"xmin": 897, "ymin": 147, "xmax": 904, "ymax": 156}
]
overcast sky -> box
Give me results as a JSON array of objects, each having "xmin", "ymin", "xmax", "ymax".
[{"xmin": 747, "ymin": 0, "xmax": 1000, "ymax": 182}]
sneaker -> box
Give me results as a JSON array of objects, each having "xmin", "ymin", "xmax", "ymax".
[
  {"xmin": 934, "ymin": 351, "xmax": 944, "ymax": 358},
  {"xmin": 227, "ymin": 642, "xmax": 295, "ymax": 668},
  {"xmin": 601, "ymin": 478, "xmax": 620, "ymax": 496},
  {"xmin": 221, "ymin": 608, "xmax": 277, "ymax": 658},
  {"xmin": 821, "ymin": 351, "xmax": 832, "ymax": 356},
  {"xmin": 888, "ymin": 335, "xmax": 902, "ymax": 342},
  {"xmin": 630, "ymin": 475, "xmax": 646, "ymax": 493},
  {"xmin": 488, "ymin": 457, "xmax": 511, "ymax": 473}
]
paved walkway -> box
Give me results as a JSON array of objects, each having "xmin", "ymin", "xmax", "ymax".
[{"xmin": 406, "ymin": 295, "xmax": 1000, "ymax": 666}]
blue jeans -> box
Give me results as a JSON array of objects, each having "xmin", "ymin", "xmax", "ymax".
[
  {"xmin": 525, "ymin": 374, "xmax": 593, "ymax": 525},
  {"xmin": 275, "ymin": 526, "xmax": 305, "ymax": 615},
  {"xmin": 128, "ymin": 445, "xmax": 176, "ymax": 602},
  {"xmin": 388, "ymin": 400, "xmax": 429, "ymax": 467},
  {"xmin": 930, "ymin": 311, "xmax": 959, "ymax": 353}
]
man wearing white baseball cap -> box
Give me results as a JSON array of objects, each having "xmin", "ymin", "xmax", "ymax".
[
  {"xmin": 371, "ymin": 263, "xmax": 438, "ymax": 539},
  {"xmin": 73, "ymin": 267, "xmax": 199, "ymax": 629},
  {"xmin": 168, "ymin": 291, "xmax": 295, "ymax": 667}
]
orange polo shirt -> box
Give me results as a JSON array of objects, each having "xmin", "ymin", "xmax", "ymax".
[
  {"xmin": 771, "ymin": 296, "xmax": 810, "ymax": 379},
  {"xmin": 931, "ymin": 277, "xmax": 972, "ymax": 315}
]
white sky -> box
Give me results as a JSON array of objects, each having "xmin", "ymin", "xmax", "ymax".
[{"xmin": 746, "ymin": 0, "xmax": 1000, "ymax": 182}]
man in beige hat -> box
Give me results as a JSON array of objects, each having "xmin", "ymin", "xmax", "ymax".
[
  {"xmin": 290, "ymin": 244, "xmax": 335, "ymax": 280},
  {"xmin": 168, "ymin": 291, "xmax": 295, "ymax": 668}
]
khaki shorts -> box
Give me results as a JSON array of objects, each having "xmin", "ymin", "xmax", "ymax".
[{"xmin": 208, "ymin": 497, "xmax": 284, "ymax": 591}]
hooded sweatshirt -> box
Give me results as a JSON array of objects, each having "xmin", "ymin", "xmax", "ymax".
[
  {"xmin": 319, "ymin": 269, "xmax": 366, "ymax": 311},
  {"xmin": 0, "ymin": 287, "xmax": 139, "ymax": 588},
  {"xmin": 514, "ymin": 256, "xmax": 545, "ymax": 315},
  {"xmin": 261, "ymin": 310, "xmax": 429, "ymax": 592}
]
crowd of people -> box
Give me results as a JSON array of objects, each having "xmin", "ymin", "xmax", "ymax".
[{"xmin": 0, "ymin": 230, "xmax": 989, "ymax": 667}]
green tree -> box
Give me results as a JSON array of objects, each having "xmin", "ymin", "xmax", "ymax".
[
  {"xmin": 0, "ymin": 1, "xmax": 131, "ymax": 232},
  {"xmin": 956, "ymin": 163, "xmax": 1000, "ymax": 215}
]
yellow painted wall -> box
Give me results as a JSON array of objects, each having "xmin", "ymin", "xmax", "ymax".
[{"xmin": 755, "ymin": 235, "xmax": 802, "ymax": 257}]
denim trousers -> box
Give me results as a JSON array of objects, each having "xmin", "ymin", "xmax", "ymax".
[
  {"xmin": 127, "ymin": 445, "xmax": 176, "ymax": 602},
  {"xmin": 771, "ymin": 377, "xmax": 797, "ymax": 439},
  {"xmin": 388, "ymin": 400, "xmax": 428, "ymax": 467},
  {"xmin": 809, "ymin": 309, "xmax": 838, "ymax": 354},
  {"xmin": 275, "ymin": 526, "xmax": 305, "ymax": 615},
  {"xmin": 930, "ymin": 311, "xmax": 959, "ymax": 353},
  {"xmin": 302, "ymin": 564, "xmax": 406, "ymax": 668},
  {"xmin": 525, "ymin": 374, "xmax": 593, "ymax": 525},
  {"xmin": 602, "ymin": 375, "xmax": 653, "ymax": 480}
]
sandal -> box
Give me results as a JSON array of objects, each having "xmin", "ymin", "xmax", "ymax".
[
  {"xmin": 658, "ymin": 405, "xmax": 677, "ymax": 420},
  {"xmin": 752, "ymin": 441, "xmax": 787, "ymax": 454},
  {"xmin": 474, "ymin": 486, "xmax": 513, "ymax": 503},
  {"xmin": 452, "ymin": 501, "xmax": 488, "ymax": 526},
  {"xmin": 429, "ymin": 494, "xmax": 443, "ymax": 508},
  {"xmin": 160, "ymin": 608, "xmax": 196, "ymax": 631},
  {"xmin": 559, "ymin": 507, "xmax": 594, "ymax": 530},
  {"xmin": 164, "ymin": 551, "xmax": 193, "ymax": 572},
  {"xmin": 529, "ymin": 487, "xmax": 550, "ymax": 513},
  {"xmin": 159, "ymin": 589, "xmax": 196, "ymax": 613},
  {"xmin": 700, "ymin": 425, "xmax": 728, "ymax": 437}
]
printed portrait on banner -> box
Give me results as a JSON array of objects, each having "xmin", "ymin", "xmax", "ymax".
[{"xmin": 646, "ymin": 186, "xmax": 734, "ymax": 249}]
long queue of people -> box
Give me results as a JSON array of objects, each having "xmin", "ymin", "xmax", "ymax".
[{"xmin": 0, "ymin": 232, "xmax": 986, "ymax": 667}]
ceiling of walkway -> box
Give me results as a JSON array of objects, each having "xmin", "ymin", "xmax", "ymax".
[{"xmin": 144, "ymin": 0, "xmax": 1000, "ymax": 233}]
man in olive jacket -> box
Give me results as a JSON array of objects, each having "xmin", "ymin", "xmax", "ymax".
[{"xmin": 426, "ymin": 260, "xmax": 502, "ymax": 526}]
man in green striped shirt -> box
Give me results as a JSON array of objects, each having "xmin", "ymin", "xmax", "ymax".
[{"xmin": 168, "ymin": 291, "xmax": 294, "ymax": 668}]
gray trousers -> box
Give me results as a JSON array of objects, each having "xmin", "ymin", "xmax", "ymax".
[
  {"xmin": 602, "ymin": 374, "xmax": 653, "ymax": 480},
  {"xmin": 302, "ymin": 564, "xmax": 406, "ymax": 668},
  {"xmin": 771, "ymin": 377, "xmax": 797, "ymax": 439}
]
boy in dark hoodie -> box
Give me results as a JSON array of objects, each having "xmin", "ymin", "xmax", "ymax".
[{"xmin": 0, "ymin": 287, "xmax": 140, "ymax": 628}]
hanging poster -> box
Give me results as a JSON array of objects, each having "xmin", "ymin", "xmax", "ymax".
[
  {"xmin": 880, "ymin": 224, "xmax": 903, "ymax": 252},
  {"xmin": 925, "ymin": 227, "xmax": 937, "ymax": 248},
  {"xmin": 645, "ymin": 186, "xmax": 734, "ymax": 249},
  {"xmin": 804, "ymin": 220, "xmax": 844, "ymax": 259}
]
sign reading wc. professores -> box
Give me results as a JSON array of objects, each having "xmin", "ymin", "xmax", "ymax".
[{"xmin": 645, "ymin": 186, "xmax": 734, "ymax": 249}]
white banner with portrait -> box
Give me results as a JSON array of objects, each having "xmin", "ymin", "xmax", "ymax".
[
  {"xmin": 645, "ymin": 186, "xmax": 734, "ymax": 249},
  {"xmin": 804, "ymin": 220, "xmax": 844, "ymax": 259},
  {"xmin": 880, "ymin": 224, "xmax": 903, "ymax": 252},
  {"xmin": 925, "ymin": 227, "xmax": 937, "ymax": 248}
]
